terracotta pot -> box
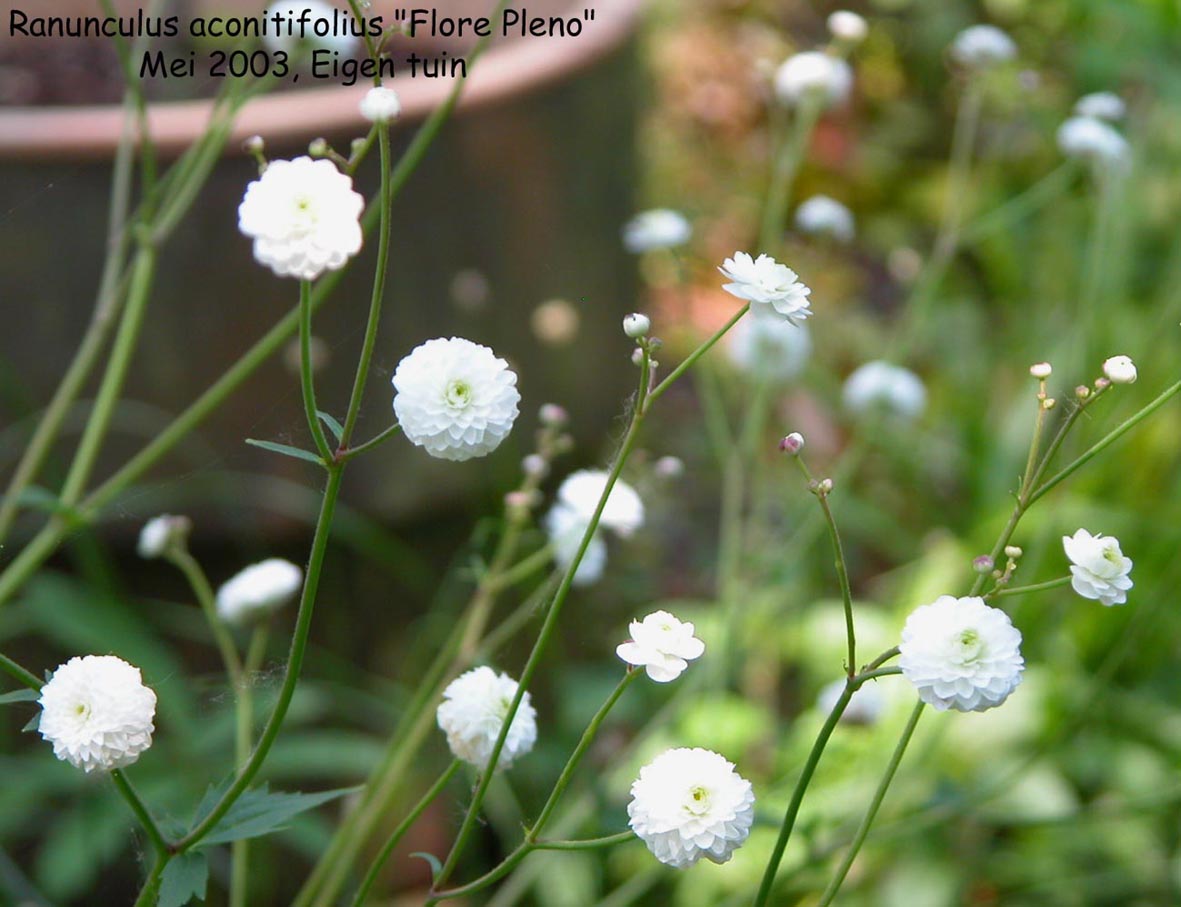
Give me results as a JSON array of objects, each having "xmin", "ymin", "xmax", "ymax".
[{"xmin": 0, "ymin": 0, "xmax": 642, "ymax": 533}]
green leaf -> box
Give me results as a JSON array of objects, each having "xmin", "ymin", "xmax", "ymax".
[
  {"xmin": 0, "ymin": 688, "xmax": 39, "ymax": 705},
  {"xmin": 410, "ymin": 851, "xmax": 443, "ymax": 881},
  {"xmin": 316, "ymin": 410, "xmax": 344, "ymax": 442},
  {"xmin": 157, "ymin": 851, "xmax": 208, "ymax": 907},
  {"xmin": 244, "ymin": 439, "xmax": 324, "ymax": 466},
  {"xmin": 196, "ymin": 785, "xmax": 359, "ymax": 846},
  {"xmin": 21, "ymin": 712, "xmax": 40, "ymax": 733}
]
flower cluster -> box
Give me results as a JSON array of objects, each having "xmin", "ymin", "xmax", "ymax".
[
  {"xmin": 359, "ymin": 86, "xmax": 402, "ymax": 123},
  {"xmin": 616, "ymin": 611, "xmax": 705, "ymax": 682},
  {"xmin": 392, "ymin": 337, "xmax": 521, "ymax": 461},
  {"xmin": 1057, "ymin": 115, "xmax": 1130, "ymax": 173},
  {"xmin": 950, "ymin": 24, "xmax": 1016, "ymax": 68},
  {"xmin": 436, "ymin": 666, "xmax": 537, "ymax": 771},
  {"xmin": 38, "ymin": 655, "xmax": 157, "ymax": 773}
]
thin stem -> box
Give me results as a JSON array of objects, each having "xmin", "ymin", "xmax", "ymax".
[
  {"xmin": 165, "ymin": 549, "xmax": 242, "ymax": 685},
  {"xmin": 131, "ymin": 852, "xmax": 170, "ymax": 907},
  {"xmin": 486, "ymin": 545, "xmax": 555, "ymax": 593},
  {"xmin": 350, "ymin": 761, "xmax": 461, "ymax": 907},
  {"xmin": 174, "ymin": 467, "xmax": 344, "ymax": 853},
  {"xmin": 339, "ymin": 424, "xmax": 401, "ymax": 461},
  {"xmin": 960, "ymin": 162, "xmax": 1076, "ymax": 245},
  {"xmin": 111, "ymin": 769, "xmax": 168, "ymax": 857},
  {"xmin": 853, "ymin": 666, "xmax": 902, "ymax": 683},
  {"xmin": 230, "ymin": 625, "xmax": 268, "ymax": 907},
  {"xmin": 0, "ymin": 652, "xmax": 41, "ymax": 691},
  {"xmin": 989, "ymin": 576, "xmax": 1071, "ymax": 599},
  {"xmin": 1029, "ymin": 378, "xmax": 1181, "ymax": 505},
  {"xmin": 647, "ymin": 304, "xmax": 749, "ymax": 406},
  {"xmin": 759, "ymin": 99, "xmax": 821, "ymax": 253},
  {"xmin": 863, "ymin": 646, "xmax": 900, "ymax": 672},
  {"xmin": 816, "ymin": 700, "xmax": 925, "ymax": 906},
  {"xmin": 533, "ymin": 832, "xmax": 636, "ymax": 851},
  {"xmin": 299, "ymin": 281, "xmax": 333, "ymax": 461}
]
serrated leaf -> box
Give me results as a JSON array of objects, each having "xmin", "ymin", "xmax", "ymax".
[
  {"xmin": 197, "ymin": 785, "xmax": 358, "ymax": 846},
  {"xmin": 244, "ymin": 439, "xmax": 324, "ymax": 465},
  {"xmin": 410, "ymin": 851, "xmax": 443, "ymax": 881},
  {"xmin": 157, "ymin": 851, "xmax": 208, "ymax": 907},
  {"xmin": 316, "ymin": 411, "xmax": 344, "ymax": 442},
  {"xmin": 0, "ymin": 688, "xmax": 39, "ymax": 704}
]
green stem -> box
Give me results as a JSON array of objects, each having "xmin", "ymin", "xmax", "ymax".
[
  {"xmin": 111, "ymin": 769, "xmax": 168, "ymax": 857},
  {"xmin": 486, "ymin": 545, "xmax": 556, "ymax": 593},
  {"xmin": 165, "ymin": 549, "xmax": 243, "ymax": 686},
  {"xmin": 0, "ymin": 652, "xmax": 42, "ymax": 691},
  {"xmin": 990, "ymin": 576, "xmax": 1071, "ymax": 599},
  {"xmin": 131, "ymin": 852, "xmax": 171, "ymax": 907},
  {"xmin": 173, "ymin": 467, "xmax": 344, "ymax": 853},
  {"xmin": 759, "ymin": 99, "xmax": 821, "ymax": 253},
  {"xmin": 339, "ymin": 424, "xmax": 401, "ymax": 461},
  {"xmin": 350, "ymin": 761, "xmax": 460, "ymax": 907},
  {"xmin": 299, "ymin": 281, "xmax": 333, "ymax": 461},
  {"xmin": 647, "ymin": 305, "xmax": 749, "ymax": 406},
  {"xmin": 534, "ymin": 832, "xmax": 636, "ymax": 851},
  {"xmin": 815, "ymin": 700, "xmax": 925, "ymax": 906},
  {"xmin": 230, "ymin": 625, "xmax": 268, "ymax": 907}
]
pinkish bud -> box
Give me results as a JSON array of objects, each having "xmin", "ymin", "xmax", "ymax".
[
  {"xmin": 779, "ymin": 432, "xmax": 805, "ymax": 455},
  {"xmin": 973, "ymin": 555, "xmax": 995, "ymax": 574},
  {"xmin": 538, "ymin": 403, "xmax": 568, "ymax": 427}
]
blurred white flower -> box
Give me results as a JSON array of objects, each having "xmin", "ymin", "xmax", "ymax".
[
  {"xmin": 616, "ymin": 611, "xmax": 705, "ymax": 682},
  {"xmin": 555, "ymin": 470, "xmax": 644, "ymax": 537},
  {"xmin": 39, "ymin": 655, "xmax": 157, "ymax": 773},
  {"xmin": 1063, "ymin": 529, "xmax": 1133, "ymax": 606},
  {"xmin": 1057, "ymin": 116, "xmax": 1130, "ymax": 172},
  {"xmin": 899, "ymin": 595, "xmax": 1024, "ymax": 712},
  {"xmin": 436, "ymin": 666, "xmax": 537, "ymax": 771},
  {"xmin": 136, "ymin": 514, "xmax": 191, "ymax": 559},
  {"xmin": 842, "ymin": 361, "xmax": 927, "ymax": 420},
  {"xmin": 392, "ymin": 337, "xmax": 520, "ymax": 461},
  {"xmin": 719, "ymin": 252, "xmax": 812, "ymax": 325},
  {"xmin": 262, "ymin": 0, "xmax": 359, "ymax": 56},
  {"xmin": 238, "ymin": 156, "xmax": 364, "ymax": 280},
  {"xmin": 216, "ymin": 558, "xmax": 303, "ymax": 626},
  {"xmin": 622, "ymin": 209, "xmax": 692, "ymax": 253},
  {"xmin": 359, "ymin": 86, "xmax": 401, "ymax": 123},
  {"xmin": 1074, "ymin": 92, "xmax": 1125, "ymax": 122},
  {"xmin": 1102, "ymin": 355, "xmax": 1137, "ymax": 384},
  {"xmin": 726, "ymin": 307, "xmax": 812, "ymax": 380},
  {"xmin": 795, "ymin": 195, "xmax": 855, "ymax": 242},
  {"xmin": 544, "ymin": 503, "xmax": 608, "ymax": 587},
  {"xmin": 827, "ymin": 10, "xmax": 868, "ymax": 45},
  {"xmin": 773, "ymin": 51, "xmax": 853, "ymax": 108},
  {"xmin": 628, "ymin": 748, "xmax": 755, "ymax": 868},
  {"xmin": 817, "ymin": 678, "xmax": 886, "ymax": 726},
  {"xmin": 950, "ymin": 25, "xmax": 1017, "ymax": 68}
]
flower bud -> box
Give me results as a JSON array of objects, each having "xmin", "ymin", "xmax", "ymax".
[
  {"xmin": 1075, "ymin": 385, "xmax": 1091, "ymax": 400},
  {"xmin": 654, "ymin": 456, "xmax": 684, "ymax": 479},
  {"xmin": 521, "ymin": 454, "xmax": 548, "ymax": 480},
  {"xmin": 1102, "ymin": 355, "xmax": 1137, "ymax": 385},
  {"xmin": 538, "ymin": 403, "xmax": 568, "ymax": 427},
  {"xmin": 1029, "ymin": 362, "xmax": 1052, "ymax": 379},
  {"xmin": 308, "ymin": 137, "xmax": 329, "ymax": 158},
  {"xmin": 973, "ymin": 555, "xmax": 995, "ymax": 574},
  {"xmin": 1094, "ymin": 377, "xmax": 1111, "ymax": 391},
  {"xmin": 623, "ymin": 313, "xmax": 651, "ymax": 339},
  {"xmin": 243, "ymin": 134, "xmax": 265, "ymax": 155},
  {"xmin": 1041, "ymin": 397, "xmax": 1057, "ymax": 410},
  {"xmin": 778, "ymin": 432, "xmax": 805, "ymax": 455},
  {"xmin": 1004, "ymin": 545, "xmax": 1023, "ymax": 559},
  {"xmin": 631, "ymin": 348, "xmax": 646, "ymax": 366},
  {"xmin": 816, "ymin": 477, "xmax": 834, "ymax": 495},
  {"xmin": 504, "ymin": 489, "xmax": 538, "ymax": 513}
]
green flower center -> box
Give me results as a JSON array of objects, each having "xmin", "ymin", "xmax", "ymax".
[
  {"xmin": 955, "ymin": 628, "xmax": 983, "ymax": 663},
  {"xmin": 685, "ymin": 785, "xmax": 711, "ymax": 815},
  {"xmin": 446, "ymin": 379, "xmax": 473, "ymax": 409}
]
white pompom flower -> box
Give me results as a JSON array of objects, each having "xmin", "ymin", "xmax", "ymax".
[
  {"xmin": 623, "ymin": 209, "xmax": 692, "ymax": 253},
  {"xmin": 1057, "ymin": 117, "xmax": 1130, "ymax": 172},
  {"xmin": 544, "ymin": 503, "xmax": 609, "ymax": 587},
  {"xmin": 436, "ymin": 666, "xmax": 537, "ymax": 771},
  {"xmin": 899, "ymin": 595, "xmax": 1024, "ymax": 712},
  {"xmin": 359, "ymin": 86, "xmax": 402, "ymax": 123},
  {"xmin": 262, "ymin": 0, "xmax": 359, "ymax": 56},
  {"xmin": 719, "ymin": 252, "xmax": 812, "ymax": 325},
  {"xmin": 843, "ymin": 361, "xmax": 927, "ymax": 420},
  {"xmin": 795, "ymin": 195, "xmax": 855, "ymax": 242},
  {"xmin": 628, "ymin": 748, "xmax": 755, "ymax": 869},
  {"xmin": 1063, "ymin": 529, "xmax": 1133, "ymax": 606},
  {"xmin": 950, "ymin": 25, "xmax": 1017, "ymax": 68},
  {"xmin": 1102, "ymin": 355, "xmax": 1137, "ymax": 385},
  {"xmin": 216, "ymin": 558, "xmax": 303, "ymax": 626},
  {"xmin": 726, "ymin": 308, "xmax": 812, "ymax": 380},
  {"xmin": 1074, "ymin": 92, "xmax": 1125, "ymax": 122},
  {"xmin": 38, "ymin": 655, "xmax": 157, "ymax": 773},
  {"xmin": 616, "ymin": 611, "xmax": 705, "ymax": 682},
  {"xmin": 392, "ymin": 337, "xmax": 521, "ymax": 462},
  {"xmin": 555, "ymin": 470, "xmax": 644, "ymax": 537},
  {"xmin": 136, "ymin": 514, "xmax": 191, "ymax": 559},
  {"xmin": 238, "ymin": 156, "xmax": 364, "ymax": 280},
  {"xmin": 773, "ymin": 51, "xmax": 853, "ymax": 109}
]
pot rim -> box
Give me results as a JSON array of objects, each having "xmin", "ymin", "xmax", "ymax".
[{"xmin": 0, "ymin": 0, "xmax": 639, "ymax": 160}]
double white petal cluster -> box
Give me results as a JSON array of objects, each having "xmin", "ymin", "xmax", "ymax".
[
  {"xmin": 622, "ymin": 209, "xmax": 692, "ymax": 253},
  {"xmin": 720, "ymin": 252, "xmax": 812, "ymax": 325},
  {"xmin": 628, "ymin": 748, "xmax": 755, "ymax": 868},
  {"xmin": 238, "ymin": 156, "xmax": 364, "ymax": 280},
  {"xmin": 795, "ymin": 195, "xmax": 855, "ymax": 242},
  {"xmin": 616, "ymin": 611, "xmax": 705, "ymax": 682},
  {"xmin": 1063, "ymin": 529, "xmax": 1133, "ymax": 606},
  {"xmin": 899, "ymin": 595, "xmax": 1024, "ymax": 712},
  {"xmin": 545, "ymin": 470, "xmax": 644, "ymax": 586},
  {"xmin": 436, "ymin": 666, "xmax": 537, "ymax": 771},
  {"xmin": 843, "ymin": 360, "xmax": 927, "ymax": 420},
  {"xmin": 726, "ymin": 307, "xmax": 812, "ymax": 380},
  {"xmin": 38, "ymin": 655, "xmax": 157, "ymax": 773},
  {"xmin": 359, "ymin": 86, "xmax": 402, "ymax": 123},
  {"xmin": 392, "ymin": 337, "xmax": 521, "ymax": 461},
  {"xmin": 1074, "ymin": 92, "xmax": 1125, "ymax": 122},
  {"xmin": 773, "ymin": 51, "xmax": 853, "ymax": 109},
  {"xmin": 216, "ymin": 558, "xmax": 303, "ymax": 626},
  {"xmin": 950, "ymin": 24, "xmax": 1017, "ymax": 68}
]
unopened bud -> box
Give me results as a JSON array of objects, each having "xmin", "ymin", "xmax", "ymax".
[
  {"xmin": 521, "ymin": 454, "xmax": 548, "ymax": 480},
  {"xmin": 816, "ymin": 477, "xmax": 834, "ymax": 495},
  {"xmin": 654, "ymin": 455, "xmax": 684, "ymax": 479},
  {"xmin": 1029, "ymin": 362, "xmax": 1052, "ymax": 379},
  {"xmin": 1075, "ymin": 385, "xmax": 1091, "ymax": 400},
  {"xmin": 1004, "ymin": 545, "xmax": 1023, "ymax": 559},
  {"xmin": 623, "ymin": 313, "xmax": 651, "ymax": 339},
  {"xmin": 308, "ymin": 137, "xmax": 329, "ymax": 158},
  {"xmin": 538, "ymin": 403, "xmax": 568, "ymax": 427},
  {"xmin": 243, "ymin": 134, "xmax": 265, "ymax": 155},
  {"xmin": 1041, "ymin": 397, "xmax": 1057, "ymax": 410},
  {"xmin": 779, "ymin": 432, "xmax": 806, "ymax": 455},
  {"xmin": 973, "ymin": 555, "xmax": 995, "ymax": 574},
  {"xmin": 1102, "ymin": 354, "xmax": 1137, "ymax": 385},
  {"xmin": 504, "ymin": 489, "xmax": 538, "ymax": 513},
  {"xmin": 1094, "ymin": 377, "xmax": 1111, "ymax": 391}
]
